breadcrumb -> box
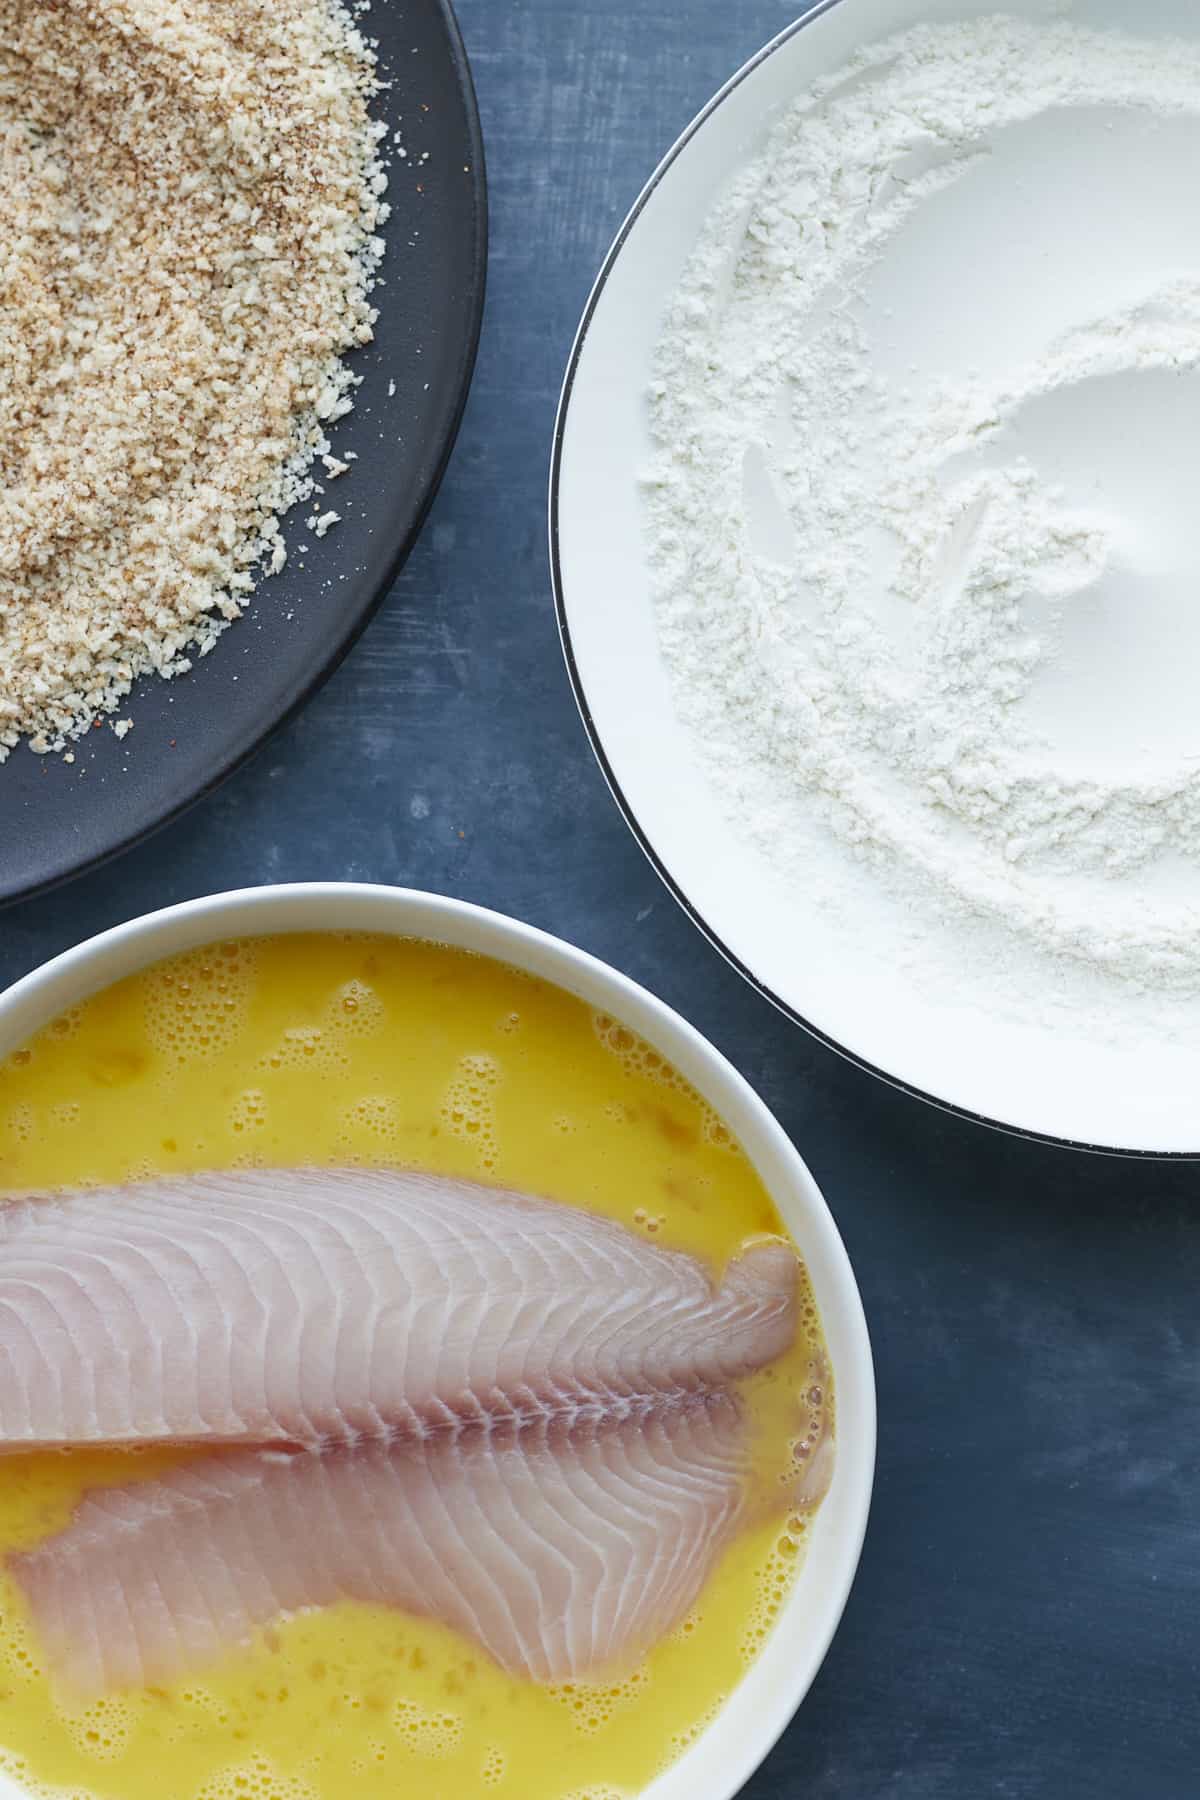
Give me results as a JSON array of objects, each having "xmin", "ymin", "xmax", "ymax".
[{"xmin": 0, "ymin": 0, "xmax": 388, "ymax": 758}]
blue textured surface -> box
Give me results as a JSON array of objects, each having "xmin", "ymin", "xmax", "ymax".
[{"xmin": 3, "ymin": 4, "xmax": 1199, "ymax": 1795}]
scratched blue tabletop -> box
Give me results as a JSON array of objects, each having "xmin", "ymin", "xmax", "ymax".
[{"xmin": 2, "ymin": 5, "xmax": 1198, "ymax": 1795}]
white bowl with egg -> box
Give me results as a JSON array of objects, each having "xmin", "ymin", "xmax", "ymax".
[{"xmin": 0, "ymin": 881, "xmax": 875, "ymax": 1800}]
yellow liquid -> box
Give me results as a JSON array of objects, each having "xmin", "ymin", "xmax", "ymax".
[{"xmin": 0, "ymin": 934, "xmax": 829, "ymax": 1800}]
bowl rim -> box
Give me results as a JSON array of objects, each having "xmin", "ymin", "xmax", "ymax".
[
  {"xmin": 546, "ymin": 0, "xmax": 1197, "ymax": 1163},
  {"xmin": 0, "ymin": 880, "xmax": 876, "ymax": 1800}
]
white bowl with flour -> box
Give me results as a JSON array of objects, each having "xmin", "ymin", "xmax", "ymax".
[{"xmin": 553, "ymin": 0, "xmax": 1200, "ymax": 1153}]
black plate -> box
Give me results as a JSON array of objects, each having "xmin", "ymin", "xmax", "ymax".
[{"xmin": 0, "ymin": 0, "xmax": 486, "ymax": 906}]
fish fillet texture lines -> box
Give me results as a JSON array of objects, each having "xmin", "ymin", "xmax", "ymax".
[
  {"xmin": 0, "ymin": 1168, "xmax": 797, "ymax": 1448},
  {"xmin": 12, "ymin": 1400, "xmax": 748, "ymax": 1693},
  {"xmin": 0, "ymin": 1169, "xmax": 806, "ymax": 1693}
]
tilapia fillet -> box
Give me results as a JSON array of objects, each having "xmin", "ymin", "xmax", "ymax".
[
  {"xmin": 12, "ymin": 1398, "xmax": 749, "ymax": 1696},
  {"xmin": 0, "ymin": 1167, "xmax": 808, "ymax": 1696},
  {"xmin": 0, "ymin": 1167, "xmax": 797, "ymax": 1448}
]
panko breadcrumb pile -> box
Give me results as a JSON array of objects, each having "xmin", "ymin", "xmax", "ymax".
[{"xmin": 0, "ymin": 0, "xmax": 387, "ymax": 758}]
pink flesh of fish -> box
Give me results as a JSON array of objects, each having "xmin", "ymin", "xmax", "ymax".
[
  {"xmin": 0, "ymin": 1167, "xmax": 797, "ymax": 1449},
  {"xmin": 11, "ymin": 1397, "xmax": 748, "ymax": 1696},
  {"xmin": 0, "ymin": 1167, "xmax": 805, "ymax": 1695}
]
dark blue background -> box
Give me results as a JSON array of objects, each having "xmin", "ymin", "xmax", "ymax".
[{"xmin": 3, "ymin": 5, "xmax": 1198, "ymax": 1795}]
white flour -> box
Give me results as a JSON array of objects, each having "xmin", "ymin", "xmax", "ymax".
[{"xmin": 644, "ymin": 14, "xmax": 1200, "ymax": 1029}]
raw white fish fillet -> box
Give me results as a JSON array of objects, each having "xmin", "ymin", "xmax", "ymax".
[
  {"xmin": 1, "ymin": 1166, "xmax": 809, "ymax": 1696},
  {"xmin": 12, "ymin": 1396, "xmax": 749, "ymax": 1697},
  {"xmin": 0, "ymin": 1167, "xmax": 797, "ymax": 1449}
]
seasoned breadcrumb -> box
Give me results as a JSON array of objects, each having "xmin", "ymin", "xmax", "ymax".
[{"xmin": 0, "ymin": 0, "xmax": 387, "ymax": 757}]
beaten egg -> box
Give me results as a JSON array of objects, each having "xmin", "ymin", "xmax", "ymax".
[{"xmin": 0, "ymin": 933, "xmax": 830, "ymax": 1800}]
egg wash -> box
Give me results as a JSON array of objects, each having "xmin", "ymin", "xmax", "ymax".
[{"xmin": 0, "ymin": 933, "xmax": 831, "ymax": 1800}]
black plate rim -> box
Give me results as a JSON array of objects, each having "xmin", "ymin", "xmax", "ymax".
[
  {"xmin": 548, "ymin": 0, "xmax": 1199, "ymax": 1164},
  {"xmin": 2, "ymin": 0, "xmax": 488, "ymax": 910}
]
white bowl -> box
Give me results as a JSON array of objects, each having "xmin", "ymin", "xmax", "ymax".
[
  {"xmin": 551, "ymin": 0, "xmax": 1200, "ymax": 1154},
  {"xmin": 0, "ymin": 882, "xmax": 874, "ymax": 1800}
]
